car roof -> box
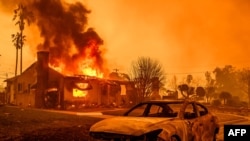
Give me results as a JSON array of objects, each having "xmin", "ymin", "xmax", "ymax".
[{"xmin": 140, "ymin": 99, "xmax": 195, "ymax": 104}]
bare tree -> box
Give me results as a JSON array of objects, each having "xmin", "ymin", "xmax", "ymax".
[
  {"xmin": 186, "ymin": 74, "xmax": 193, "ymax": 85},
  {"xmin": 12, "ymin": 4, "xmax": 33, "ymax": 75},
  {"xmin": 204, "ymin": 71, "xmax": 216, "ymax": 103},
  {"xmin": 129, "ymin": 57, "xmax": 166, "ymax": 102},
  {"xmin": 167, "ymin": 75, "xmax": 178, "ymax": 91}
]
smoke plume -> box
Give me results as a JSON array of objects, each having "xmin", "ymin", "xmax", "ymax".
[{"xmin": 2, "ymin": 0, "xmax": 106, "ymax": 75}]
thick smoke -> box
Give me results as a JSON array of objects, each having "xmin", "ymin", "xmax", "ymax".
[{"xmin": 6, "ymin": 0, "xmax": 106, "ymax": 75}]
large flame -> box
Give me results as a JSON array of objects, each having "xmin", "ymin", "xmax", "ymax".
[
  {"xmin": 81, "ymin": 67, "xmax": 103, "ymax": 78},
  {"xmin": 49, "ymin": 39, "xmax": 105, "ymax": 78},
  {"xmin": 50, "ymin": 60, "xmax": 104, "ymax": 78},
  {"xmin": 73, "ymin": 88, "xmax": 87, "ymax": 97},
  {"xmin": 10, "ymin": 0, "xmax": 107, "ymax": 78},
  {"xmin": 72, "ymin": 83, "xmax": 89, "ymax": 97}
]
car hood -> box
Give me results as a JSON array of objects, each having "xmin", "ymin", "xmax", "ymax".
[{"xmin": 89, "ymin": 116, "xmax": 176, "ymax": 136}]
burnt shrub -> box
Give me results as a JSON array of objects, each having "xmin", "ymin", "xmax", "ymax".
[
  {"xmin": 211, "ymin": 99, "xmax": 221, "ymax": 107},
  {"xmin": 239, "ymin": 101, "xmax": 248, "ymax": 107},
  {"xmin": 226, "ymin": 97, "xmax": 239, "ymax": 107},
  {"xmin": 226, "ymin": 96, "xmax": 248, "ymax": 108}
]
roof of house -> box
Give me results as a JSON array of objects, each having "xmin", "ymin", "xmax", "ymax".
[{"xmin": 4, "ymin": 61, "xmax": 64, "ymax": 82}]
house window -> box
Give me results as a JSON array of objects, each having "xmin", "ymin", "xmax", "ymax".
[
  {"xmin": 18, "ymin": 83, "xmax": 22, "ymax": 92},
  {"xmin": 28, "ymin": 84, "xmax": 31, "ymax": 93},
  {"xmin": 73, "ymin": 88, "xmax": 87, "ymax": 97}
]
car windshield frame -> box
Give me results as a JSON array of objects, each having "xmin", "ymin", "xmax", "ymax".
[
  {"xmin": 123, "ymin": 101, "xmax": 186, "ymax": 118},
  {"xmin": 123, "ymin": 100, "xmax": 209, "ymax": 119}
]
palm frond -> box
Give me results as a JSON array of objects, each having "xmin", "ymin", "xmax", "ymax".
[
  {"xmin": 12, "ymin": 15, "xmax": 17, "ymax": 21},
  {"xmin": 15, "ymin": 21, "xmax": 20, "ymax": 26}
]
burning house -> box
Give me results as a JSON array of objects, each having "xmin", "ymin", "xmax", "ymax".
[
  {"xmin": 4, "ymin": 1, "xmax": 160, "ymax": 109},
  {"xmin": 4, "ymin": 51, "xmax": 135, "ymax": 109}
]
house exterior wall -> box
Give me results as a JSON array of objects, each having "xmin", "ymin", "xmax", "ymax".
[
  {"xmin": 63, "ymin": 78, "xmax": 103, "ymax": 107},
  {"xmin": 5, "ymin": 79, "xmax": 16, "ymax": 104},
  {"xmin": 15, "ymin": 64, "xmax": 37, "ymax": 107},
  {"xmin": 6, "ymin": 61, "xmax": 65, "ymax": 108},
  {"xmin": 62, "ymin": 78, "xmax": 127, "ymax": 107},
  {"xmin": 86, "ymin": 79, "xmax": 102, "ymax": 105},
  {"xmin": 48, "ymin": 69, "xmax": 64, "ymax": 107},
  {"xmin": 5, "ymin": 63, "xmax": 133, "ymax": 109}
]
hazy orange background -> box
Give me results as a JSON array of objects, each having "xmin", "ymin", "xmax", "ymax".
[{"xmin": 0, "ymin": 0, "xmax": 250, "ymax": 83}]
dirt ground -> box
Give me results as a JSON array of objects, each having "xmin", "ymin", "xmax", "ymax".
[
  {"xmin": 0, "ymin": 105, "xmax": 103, "ymax": 141},
  {"xmin": 0, "ymin": 105, "xmax": 248, "ymax": 141}
]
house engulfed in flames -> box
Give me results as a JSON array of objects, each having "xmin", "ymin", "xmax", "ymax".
[{"xmin": 4, "ymin": 51, "xmax": 136, "ymax": 109}]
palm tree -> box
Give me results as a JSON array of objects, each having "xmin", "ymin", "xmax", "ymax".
[
  {"xmin": 13, "ymin": 4, "xmax": 33, "ymax": 74},
  {"xmin": 11, "ymin": 33, "xmax": 21, "ymax": 76}
]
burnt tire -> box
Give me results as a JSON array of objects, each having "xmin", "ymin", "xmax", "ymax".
[
  {"xmin": 157, "ymin": 135, "xmax": 180, "ymax": 141},
  {"xmin": 213, "ymin": 133, "xmax": 217, "ymax": 141},
  {"xmin": 170, "ymin": 136, "xmax": 180, "ymax": 141},
  {"xmin": 213, "ymin": 128, "xmax": 219, "ymax": 141}
]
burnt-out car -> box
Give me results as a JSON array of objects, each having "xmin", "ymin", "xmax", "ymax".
[{"xmin": 89, "ymin": 100, "xmax": 220, "ymax": 141}]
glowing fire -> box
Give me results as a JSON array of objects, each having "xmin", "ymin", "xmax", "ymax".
[
  {"xmin": 49, "ymin": 40, "xmax": 105, "ymax": 78},
  {"xmin": 73, "ymin": 88, "xmax": 87, "ymax": 97},
  {"xmin": 72, "ymin": 83, "xmax": 89, "ymax": 97},
  {"xmin": 49, "ymin": 59, "xmax": 104, "ymax": 78},
  {"xmin": 81, "ymin": 67, "xmax": 103, "ymax": 78}
]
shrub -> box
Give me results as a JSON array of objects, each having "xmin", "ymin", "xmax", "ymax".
[{"xmin": 211, "ymin": 99, "xmax": 221, "ymax": 107}]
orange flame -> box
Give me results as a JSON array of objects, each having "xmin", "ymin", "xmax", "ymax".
[
  {"xmin": 49, "ymin": 39, "xmax": 105, "ymax": 78},
  {"xmin": 73, "ymin": 88, "xmax": 87, "ymax": 97},
  {"xmin": 50, "ymin": 61, "xmax": 103, "ymax": 78}
]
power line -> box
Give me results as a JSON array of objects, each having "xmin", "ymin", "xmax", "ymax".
[{"xmin": 167, "ymin": 71, "xmax": 213, "ymax": 75}]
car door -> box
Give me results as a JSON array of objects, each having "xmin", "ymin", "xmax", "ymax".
[
  {"xmin": 193, "ymin": 103, "xmax": 219, "ymax": 141},
  {"xmin": 180, "ymin": 101, "xmax": 201, "ymax": 141}
]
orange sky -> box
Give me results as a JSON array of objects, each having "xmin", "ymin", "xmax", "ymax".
[{"xmin": 1, "ymin": 0, "xmax": 250, "ymax": 82}]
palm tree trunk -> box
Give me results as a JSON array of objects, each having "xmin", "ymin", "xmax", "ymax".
[
  {"xmin": 15, "ymin": 47, "xmax": 18, "ymax": 76},
  {"xmin": 20, "ymin": 31, "xmax": 23, "ymax": 74},
  {"xmin": 20, "ymin": 46, "xmax": 22, "ymax": 74}
]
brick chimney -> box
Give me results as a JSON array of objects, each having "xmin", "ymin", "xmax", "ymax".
[
  {"xmin": 35, "ymin": 51, "xmax": 49, "ymax": 108},
  {"xmin": 151, "ymin": 77, "xmax": 161, "ymax": 100}
]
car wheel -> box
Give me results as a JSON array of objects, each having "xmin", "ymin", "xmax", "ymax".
[
  {"xmin": 213, "ymin": 128, "xmax": 219, "ymax": 141},
  {"xmin": 213, "ymin": 133, "xmax": 217, "ymax": 141},
  {"xmin": 170, "ymin": 136, "xmax": 179, "ymax": 141},
  {"xmin": 157, "ymin": 136, "xmax": 180, "ymax": 141}
]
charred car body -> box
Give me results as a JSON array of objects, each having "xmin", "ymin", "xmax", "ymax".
[{"xmin": 89, "ymin": 100, "xmax": 220, "ymax": 141}]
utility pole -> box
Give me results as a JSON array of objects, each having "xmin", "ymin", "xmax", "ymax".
[{"xmin": 5, "ymin": 73, "xmax": 8, "ymax": 104}]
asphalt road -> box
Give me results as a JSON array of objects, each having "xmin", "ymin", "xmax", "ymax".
[
  {"xmin": 75, "ymin": 110, "xmax": 250, "ymax": 141},
  {"xmin": 26, "ymin": 107, "xmax": 250, "ymax": 141},
  {"xmin": 216, "ymin": 114, "xmax": 250, "ymax": 141}
]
